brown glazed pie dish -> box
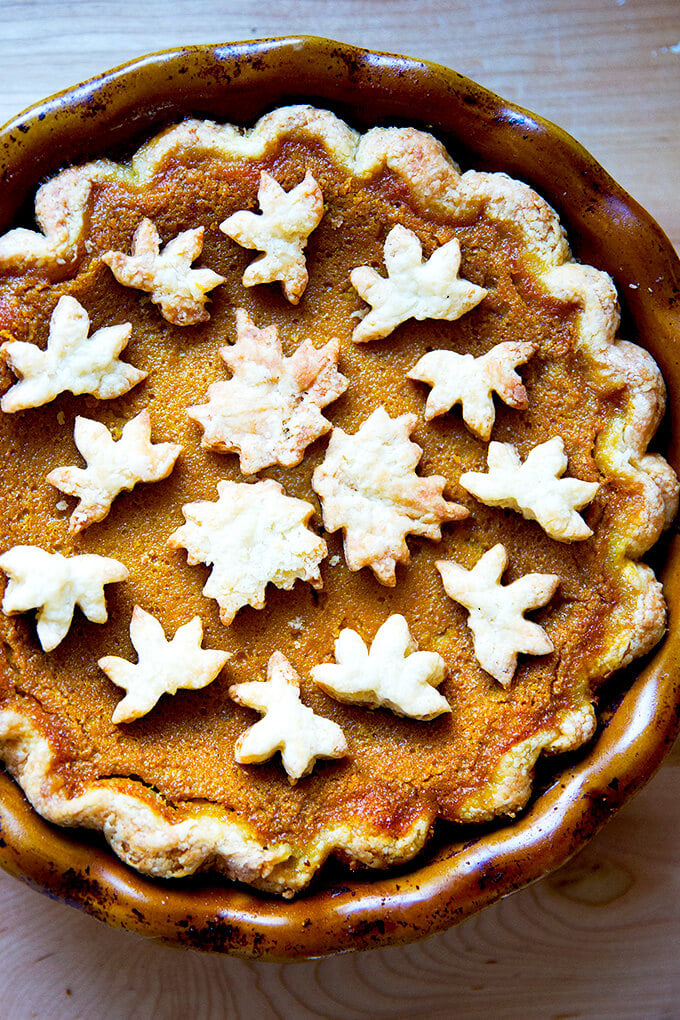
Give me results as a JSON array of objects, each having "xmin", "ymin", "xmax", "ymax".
[{"xmin": 0, "ymin": 37, "xmax": 679, "ymax": 959}]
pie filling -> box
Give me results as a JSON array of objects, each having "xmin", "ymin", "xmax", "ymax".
[{"xmin": 0, "ymin": 108, "xmax": 675, "ymax": 894}]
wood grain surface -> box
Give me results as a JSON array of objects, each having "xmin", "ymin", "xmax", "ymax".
[{"xmin": 1, "ymin": 2, "xmax": 679, "ymax": 1017}]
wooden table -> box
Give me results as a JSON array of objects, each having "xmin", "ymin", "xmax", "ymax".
[{"xmin": 1, "ymin": 2, "xmax": 678, "ymax": 1016}]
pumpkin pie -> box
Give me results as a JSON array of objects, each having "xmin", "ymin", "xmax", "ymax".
[{"xmin": 0, "ymin": 106, "xmax": 676, "ymax": 897}]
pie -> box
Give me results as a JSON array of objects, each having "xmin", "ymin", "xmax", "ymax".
[{"xmin": 0, "ymin": 105, "xmax": 676, "ymax": 898}]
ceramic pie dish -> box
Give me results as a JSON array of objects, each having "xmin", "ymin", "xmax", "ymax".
[{"xmin": 0, "ymin": 36, "xmax": 679, "ymax": 959}]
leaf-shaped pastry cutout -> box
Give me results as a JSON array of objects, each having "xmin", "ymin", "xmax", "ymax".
[
  {"xmin": 408, "ymin": 340, "xmax": 535, "ymax": 440},
  {"xmin": 168, "ymin": 478, "xmax": 327, "ymax": 624},
  {"xmin": 220, "ymin": 172, "xmax": 323, "ymax": 303},
  {"xmin": 460, "ymin": 437, "xmax": 599, "ymax": 541},
  {"xmin": 47, "ymin": 411, "xmax": 181, "ymax": 533},
  {"xmin": 99, "ymin": 607, "xmax": 230, "ymax": 724},
  {"xmin": 188, "ymin": 309, "xmax": 347, "ymax": 473},
  {"xmin": 350, "ymin": 224, "xmax": 486, "ymax": 342},
  {"xmin": 312, "ymin": 614, "xmax": 450, "ymax": 719},
  {"xmin": 0, "ymin": 546, "xmax": 128, "ymax": 651},
  {"xmin": 230, "ymin": 651, "xmax": 347, "ymax": 782},
  {"xmin": 436, "ymin": 544, "xmax": 559, "ymax": 686},
  {"xmin": 312, "ymin": 405, "xmax": 467, "ymax": 585},
  {"xmin": 0, "ymin": 296, "xmax": 146, "ymax": 412},
  {"xmin": 102, "ymin": 218, "xmax": 225, "ymax": 326}
]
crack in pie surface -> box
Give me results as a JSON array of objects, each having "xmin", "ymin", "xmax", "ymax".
[{"xmin": 0, "ymin": 105, "xmax": 676, "ymax": 897}]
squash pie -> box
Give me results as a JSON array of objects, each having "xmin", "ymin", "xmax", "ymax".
[{"xmin": 0, "ymin": 106, "xmax": 676, "ymax": 897}]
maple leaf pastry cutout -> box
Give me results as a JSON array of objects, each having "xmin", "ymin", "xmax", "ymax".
[
  {"xmin": 312, "ymin": 405, "xmax": 467, "ymax": 585},
  {"xmin": 101, "ymin": 218, "xmax": 225, "ymax": 326},
  {"xmin": 187, "ymin": 308, "xmax": 348, "ymax": 473},
  {"xmin": 460, "ymin": 437, "xmax": 600, "ymax": 541},
  {"xmin": 99, "ymin": 606, "xmax": 230, "ymax": 724},
  {"xmin": 230, "ymin": 651, "xmax": 348, "ymax": 783},
  {"xmin": 0, "ymin": 545, "xmax": 128, "ymax": 651},
  {"xmin": 350, "ymin": 224, "xmax": 487, "ymax": 343},
  {"xmin": 0, "ymin": 295, "xmax": 146, "ymax": 413},
  {"xmin": 436, "ymin": 544, "xmax": 559, "ymax": 686},
  {"xmin": 47, "ymin": 410, "xmax": 182, "ymax": 534},
  {"xmin": 219, "ymin": 171, "xmax": 324, "ymax": 304},
  {"xmin": 168, "ymin": 478, "xmax": 327, "ymax": 625},
  {"xmin": 311, "ymin": 614, "xmax": 450, "ymax": 720},
  {"xmin": 408, "ymin": 340, "xmax": 536, "ymax": 441}
]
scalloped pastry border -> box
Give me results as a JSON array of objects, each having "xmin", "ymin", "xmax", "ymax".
[{"xmin": 0, "ymin": 106, "xmax": 677, "ymax": 897}]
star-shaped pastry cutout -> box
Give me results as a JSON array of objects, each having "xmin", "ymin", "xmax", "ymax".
[
  {"xmin": 102, "ymin": 218, "xmax": 225, "ymax": 326},
  {"xmin": 230, "ymin": 651, "xmax": 348, "ymax": 783},
  {"xmin": 436, "ymin": 544, "xmax": 559, "ymax": 686},
  {"xmin": 98, "ymin": 606, "xmax": 230, "ymax": 724},
  {"xmin": 311, "ymin": 614, "xmax": 450, "ymax": 720},
  {"xmin": 312, "ymin": 405, "xmax": 467, "ymax": 585},
  {"xmin": 219, "ymin": 171, "xmax": 324, "ymax": 304},
  {"xmin": 46, "ymin": 410, "xmax": 182, "ymax": 534},
  {"xmin": 350, "ymin": 224, "xmax": 487, "ymax": 343},
  {"xmin": 408, "ymin": 340, "xmax": 535, "ymax": 440},
  {"xmin": 168, "ymin": 478, "xmax": 327, "ymax": 624},
  {"xmin": 187, "ymin": 308, "xmax": 347, "ymax": 473},
  {"xmin": 0, "ymin": 295, "xmax": 146, "ymax": 413},
  {"xmin": 0, "ymin": 545, "xmax": 128, "ymax": 651},
  {"xmin": 460, "ymin": 437, "xmax": 600, "ymax": 541}
]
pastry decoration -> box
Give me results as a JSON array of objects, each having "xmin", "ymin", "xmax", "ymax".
[
  {"xmin": 311, "ymin": 614, "xmax": 450, "ymax": 720},
  {"xmin": 436, "ymin": 544, "xmax": 559, "ymax": 686},
  {"xmin": 168, "ymin": 478, "xmax": 327, "ymax": 624},
  {"xmin": 0, "ymin": 546, "xmax": 128, "ymax": 651},
  {"xmin": 0, "ymin": 295, "xmax": 146, "ymax": 413},
  {"xmin": 312, "ymin": 405, "xmax": 467, "ymax": 585},
  {"xmin": 188, "ymin": 308, "xmax": 347, "ymax": 473},
  {"xmin": 102, "ymin": 218, "xmax": 225, "ymax": 326},
  {"xmin": 46, "ymin": 410, "xmax": 182, "ymax": 534},
  {"xmin": 460, "ymin": 437, "xmax": 599, "ymax": 541},
  {"xmin": 408, "ymin": 341, "xmax": 535, "ymax": 440},
  {"xmin": 350, "ymin": 224, "xmax": 486, "ymax": 343},
  {"xmin": 99, "ymin": 606, "xmax": 230, "ymax": 724},
  {"xmin": 220, "ymin": 171, "xmax": 324, "ymax": 304},
  {"xmin": 230, "ymin": 650, "xmax": 348, "ymax": 783}
]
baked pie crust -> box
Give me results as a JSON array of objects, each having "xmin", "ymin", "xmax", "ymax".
[{"xmin": 0, "ymin": 105, "xmax": 676, "ymax": 898}]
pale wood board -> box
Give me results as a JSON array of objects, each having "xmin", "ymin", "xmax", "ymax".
[{"xmin": 0, "ymin": 1, "xmax": 679, "ymax": 1017}]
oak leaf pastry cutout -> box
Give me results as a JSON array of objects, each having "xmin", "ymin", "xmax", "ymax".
[
  {"xmin": 230, "ymin": 651, "xmax": 348, "ymax": 783},
  {"xmin": 350, "ymin": 224, "xmax": 487, "ymax": 343},
  {"xmin": 46, "ymin": 410, "xmax": 182, "ymax": 534},
  {"xmin": 311, "ymin": 613, "xmax": 450, "ymax": 720},
  {"xmin": 99, "ymin": 606, "xmax": 230, "ymax": 724},
  {"xmin": 0, "ymin": 546, "xmax": 128, "ymax": 651},
  {"xmin": 408, "ymin": 340, "xmax": 536, "ymax": 441},
  {"xmin": 312, "ymin": 405, "xmax": 467, "ymax": 585},
  {"xmin": 101, "ymin": 218, "xmax": 225, "ymax": 326},
  {"xmin": 436, "ymin": 544, "xmax": 559, "ymax": 686},
  {"xmin": 220, "ymin": 171, "xmax": 324, "ymax": 304},
  {"xmin": 188, "ymin": 308, "xmax": 347, "ymax": 473},
  {"xmin": 168, "ymin": 478, "xmax": 327, "ymax": 624},
  {"xmin": 460, "ymin": 437, "xmax": 600, "ymax": 541},
  {"xmin": 0, "ymin": 295, "xmax": 146, "ymax": 413}
]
